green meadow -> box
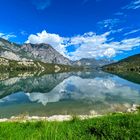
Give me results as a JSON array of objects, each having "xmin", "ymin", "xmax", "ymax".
[{"xmin": 0, "ymin": 112, "xmax": 140, "ymax": 140}]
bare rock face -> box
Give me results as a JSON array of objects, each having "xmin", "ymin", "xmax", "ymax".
[
  {"xmin": 0, "ymin": 38, "xmax": 22, "ymax": 61},
  {"xmin": 0, "ymin": 38, "xmax": 71, "ymax": 65},
  {"xmin": 21, "ymin": 43, "xmax": 71, "ymax": 65},
  {"xmin": 0, "ymin": 51, "xmax": 21, "ymax": 61}
]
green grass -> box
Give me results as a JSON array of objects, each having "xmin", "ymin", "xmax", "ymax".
[{"xmin": 0, "ymin": 112, "xmax": 140, "ymax": 140}]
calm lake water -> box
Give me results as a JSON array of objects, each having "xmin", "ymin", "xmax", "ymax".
[{"xmin": 0, "ymin": 71, "xmax": 140, "ymax": 118}]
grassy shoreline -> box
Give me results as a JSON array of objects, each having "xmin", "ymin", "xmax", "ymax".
[{"xmin": 0, "ymin": 110, "xmax": 140, "ymax": 140}]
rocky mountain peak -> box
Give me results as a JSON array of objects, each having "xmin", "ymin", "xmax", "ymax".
[
  {"xmin": 21, "ymin": 43, "xmax": 71, "ymax": 65},
  {"xmin": 0, "ymin": 38, "xmax": 71, "ymax": 65}
]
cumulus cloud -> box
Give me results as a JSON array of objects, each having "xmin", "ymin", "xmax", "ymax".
[
  {"xmin": 26, "ymin": 30, "xmax": 68, "ymax": 57},
  {"xmin": 68, "ymin": 32, "xmax": 114, "ymax": 59},
  {"xmin": 31, "ymin": 0, "xmax": 51, "ymax": 10},
  {"xmin": 26, "ymin": 30, "xmax": 140, "ymax": 60},
  {"xmin": 123, "ymin": 0, "xmax": 140, "ymax": 9},
  {"xmin": 68, "ymin": 34, "xmax": 140, "ymax": 60},
  {"xmin": 0, "ymin": 32, "xmax": 16, "ymax": 40}
]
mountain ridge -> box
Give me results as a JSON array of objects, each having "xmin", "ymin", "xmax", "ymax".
[
  {"xmin": 73, "ymin": 58, "xmax": 114, "ymax": 68},
  {"xmin": 0, "ymin": 38, "xmax": 71, "ymax": 65},
  {"xmin": 103, "ymin": 53, "xmax": 140, "ymax": 72},
  {"xmin": 21, "ymin": 43, "xmax": 71, "ymax": 65},
  {"xmin": 0, "ymin": 37, "xmax": 114, "ymax": 68},
  {"xmin": 102, "ymin": 53, "xmax": 140, "ymax": 84}
]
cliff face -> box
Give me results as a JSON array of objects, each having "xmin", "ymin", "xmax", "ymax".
[
  {"xmin": 0, "ymin": 38, "xmax": 71, "ymax": 65},
  {"xmin": 21, "ymin": 43, "xmax": 71, "ymax": 65},
  {"xmin": 0, "ymin": 38, "xmax": 22, "ymax": 61}
]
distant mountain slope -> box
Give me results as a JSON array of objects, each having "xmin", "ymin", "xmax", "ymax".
[
  {"xmin": 73, "ymin": 58, "xmax": 113, "ymax": 68},
  {"xmin": 103, "ymin": 54, "xmax": 140, "ymax": 72},
  {"xmin": 0, "ymin": 38, "xmax": 71, "ymax": 65},
  {"xmin": 102, "ymin": 54, "xmax": 140, "ymax": 84}
]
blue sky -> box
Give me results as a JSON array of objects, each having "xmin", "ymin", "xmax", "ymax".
[{"xmin": 0, "ymin": 0, "xmax": 140, "ymax": 60}]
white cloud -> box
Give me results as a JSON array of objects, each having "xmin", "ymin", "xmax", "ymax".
[
  {"xmin": 69, "ymin": 35, "xmax": 140, "ymax": 60},
  {"xmin": 68, "ymin": 32, "xmax": 113, "ymax": 59},
  {"xmin": 0, "ymin": 32, "xmax": 16, "ymax": 40},
  {"xmin": 103, "ymin": 48, "xmax": 116, "ymax": 58},
  {"xmin": 31, "ymin": 0, "xmax": 51, "ymax": 10},
  {"xmin": 123, "ymin": 0, "xmax": 140, "ymax": 9},
  {"xmin": 26, "ymin": 30, "xmax": 68, "ymax": 57},
  {"xmin": 0, "ymin": 33, "xmax": 4, "ymax": 37},
  {"xmin": 20, "ymin": 30, "xmax": 28, "ymax": 36},
  {"xmin": 26, "ymin": 30, "xmax": 140, "ymax": 60},
  {"xmin": 97, "ymin": 18, "xmax": 121, "ymax": 29},
  {"xmin": 124, "ymin": 29, "xmax": 140, "ymax": 36},
  {"xmin": 111, "ymin": 28, "xmax": 124, "ymax": 34}
]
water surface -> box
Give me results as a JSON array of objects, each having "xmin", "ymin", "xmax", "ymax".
[{"xmin": 0, "ymin": 71, "xmax": 140, "ymax": 118}]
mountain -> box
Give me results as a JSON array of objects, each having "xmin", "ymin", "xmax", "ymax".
[
  {"xmin": 0, "ymin": 37, "xmax": 113, "ymax": 69},
  {"xmin": 21, "ymin": 43, "xmax": 71, "ymax": 65},
  {"xmin": 103, "ymin": 53, "xmax": 140, "ymax": 72},
  {"xmin": 0, "ymin": 38, "xmax": 71, "ymax": 65},
  {"xmin": 73, "ymin": 58, "xmax": 113, "ymax": 68},
  {"xmin": 102, "ymin": 54, "xmax": 140, "ymax": 84},
  {"xmin": 0, "ymin": 38, "xmax": 28, "ymax": 61}
]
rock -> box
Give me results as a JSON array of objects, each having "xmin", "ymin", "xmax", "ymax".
[{"xmin": 0, "ymin": 38, "xmax": 71, "ymax": 65}]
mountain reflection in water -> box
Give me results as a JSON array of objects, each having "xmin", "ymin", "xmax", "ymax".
[{"xmin": 0, "ymin": 71, "xmax": 140, "ymax": 118}]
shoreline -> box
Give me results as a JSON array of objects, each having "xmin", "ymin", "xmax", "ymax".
[
  {"xmin": 0, "ymin": 104, "xmax": 139, "ymax": 122},
  {"xmin": 0, "ymin": 115, "xmax": 102, "ymax": 122}
]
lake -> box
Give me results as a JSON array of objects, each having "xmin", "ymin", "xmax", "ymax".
[{"xmin": 0, "ymin": 70, "xmax": 140, "ymax": 118}]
